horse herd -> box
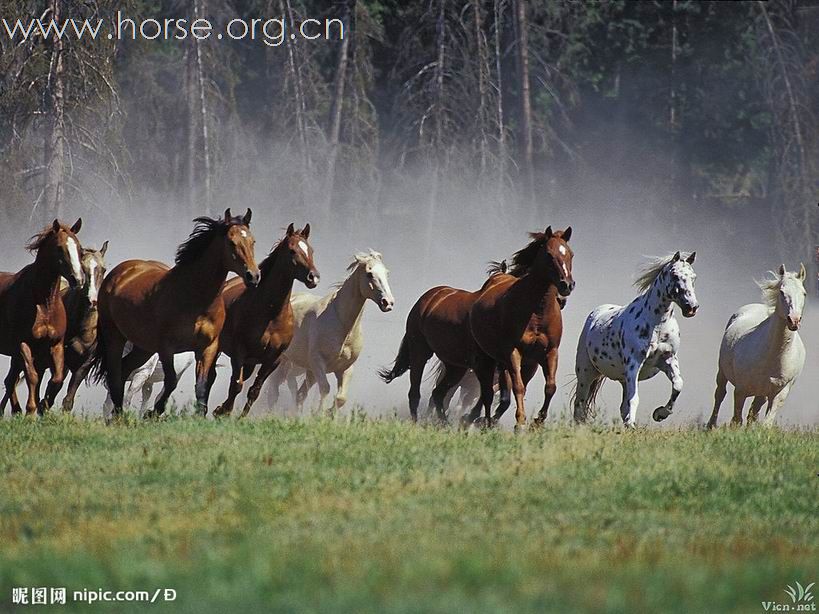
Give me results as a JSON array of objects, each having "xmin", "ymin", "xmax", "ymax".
[{"xmin": 0, "ymin": 211, "xmax": 808, "ymax": 429}]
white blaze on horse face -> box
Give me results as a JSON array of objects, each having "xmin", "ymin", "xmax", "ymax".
[
  {"xmin": 559, "ymin": 245, "xmax": 567, "ymax": 256},
  {"xmin": 240, "ymin": 230, "xmax": 248, "ymax": 238},
  {"xmin": 298, "ymin": 240, "xmax": 309, "ymax": 257},
  {"xmin": 780, "ymin": 274, "xmax": 806, "ymax": 320},
  {"xmin": 87, "ymin": 258, "xmax": 99, "ymax": 303},
  {"xmin": 371, "ymin": 261, "xmax": 393, "ymax": 303},
  {"xmin": 67, "ymin": 237, "xmax": 82, "ymax": 283}
]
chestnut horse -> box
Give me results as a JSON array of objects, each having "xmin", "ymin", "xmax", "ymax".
[
  {"xmin": 92, "ymin": 209, "xmax": 259, "ymax": 418},
  {"xmin": 466, "ymin": 227, "xmax": 574, "ymax": 429},
  {"xmin": 0, "ymin": 241, "xmax": 107, "ymax": 414},
  {"xmin": 0, "ymin": 219, "xmax": 85, "ymax": 415},
  {"xmin": 212, "ymin": 223, "xmax": 319, "ymax": 418}
]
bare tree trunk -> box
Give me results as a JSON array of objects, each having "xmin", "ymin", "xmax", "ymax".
[
  {"xmin": 425, "ymin": 0, "xmax": 447, "ymax": 269},
  {"xmin": 514, "ymin": 0, "xmax": 533, "ymax": 208},
  {"xmin": 473, "ymin": 0, "xmax": 488, "ymax": 179},
  {"xmin": 186, "ymin": 46, "xmax": 198, "ymax": 216},
  {"xmin": 43, "ymin": 0, "xmax": 65, "ymax": 221},
  {"xmin": 494, "ymin": 0, "xmax": 507, "ymax": 211},
  {"xmin": 193, "ymin": 0, "xmax": 211, "ymax": 214},
  {"xmin": 670, "ymin": 0, "xmax": 678, "ymax": 132},
  {"xmin": 282, "ymin": 0, "xmax": 310, "ymax": 205},
  {"xmin": 324, "ymin": 0, "xmax": 354, "ymax": 215}
]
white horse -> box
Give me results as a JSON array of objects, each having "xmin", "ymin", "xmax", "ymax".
[
  {"xmin": 102, "ymin": 348, "xmax": 194, "ymax": 418},
  {"xmin": 707, "ymin": 264, "xmax": 806, "ymax": 428},
  {"xmin": 266, "ymin": 251, "xmax": 394, "ymax": 414},
  {"xmin": 574, "ymin": 251, "xmax": 699, "ymax": 427}
]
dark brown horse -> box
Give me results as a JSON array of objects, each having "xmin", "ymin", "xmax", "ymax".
[
  {"xmin": 0, "ymin": 241, "xmax": 108, "ymax": 414},
  {"xmin": 0, "ymin": 219, "xmax": 85, "ymax": 415},
  {"xmin": 93, "ymin": 209, "xmax": 259, "ymax": 418},
  {"xmin": 212, "ymin": 224, "xmax": 319, "ymax": 418},
  {"xmin": 378, "ymin": 266, "xmax": 507, "ymax": 423},
  {"xmin": 467, "ymin": 227, "xmax": 574, "ymax": 429}
]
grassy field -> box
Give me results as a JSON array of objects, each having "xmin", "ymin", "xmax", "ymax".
[{"xmin": 0, "ymin": 414, "xmax": 816, "ymax": 613}]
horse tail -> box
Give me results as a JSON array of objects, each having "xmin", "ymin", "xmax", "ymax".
[
  {"xmin": 569, "ymin": 376, "xmax": 606, "ymax": 418},
  {"xmin": 378, "ymin": 334, "xmax": 412, "ymax": 384},
  {"xmin": 88, "ymin": 312, "xmax": 112, "ymax": 386}
]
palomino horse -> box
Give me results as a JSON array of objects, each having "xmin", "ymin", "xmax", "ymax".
[
  {"xmin": 213, "ymin": 224, "xmax": 319, "ymax": 418},
  {"xmin": 465, "ymin": 227, "xmax": 574, "ymax": 429},
  {"xmin": 93, "ymin": 209, "xmax": 259, "ymax": 418},
  {"xmin": 574, "ymin": 251, "xmax": 698, "ymax": 427},
  {"xmin": 707, "ymin": 265, "xmax": 806, "ymax": 428},
  {"xmin": 266, "ymin": 250, "xmax": 394, "ymax": 415},
  {"xmin": 0, "ymin": 219, "xmax": 85, "ymax": 415},
  {"xmin": 0, "ymin": 241, "xmax": 107, "ymax": 414}
]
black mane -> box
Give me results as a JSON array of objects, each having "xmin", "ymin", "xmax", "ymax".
[
  {"xmin": 175, "ymin": 215, "xmax": 243, "ymax": 266},
  {"xmin": 503, "ymin": 232, "xmax": 550, "ymax": 277}
]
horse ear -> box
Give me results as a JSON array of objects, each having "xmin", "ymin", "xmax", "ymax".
[
  {"xmin": 52, "ymin": 219, "xmax": 61, "ymax": 232},
  {"xmin": 242, "ymin": 209, "xmax": 252, "ymax": 226},
  {"xmin": 302, "ymin": 223, "xmax": 310, "ymax": 239},
  {"xmin": 672, "ymin": 251, "xmax": 681, "ymax": 262},
  {"xmin": 100, "ymin": 240, "xmax": 109, "ymax": 257},
  {"xmin": 562, "ymin": 227, "xmax": 572, "ymax": 242},
  {"xmin": 70, "ymin": 218, "xmax": 82, "ymax": 234},
  {"xmin": 286, "ymin": 223, "xmax": 295, "ymax": 236},
  {"xmin": 224, "ymin": 208, "xmax": 232, "ymax": 222},
  {"xmin": 544, "ymin": 226, "xmax": 553, "ymax": 238},
  {"xmin": 799, "ymin": 263, "xmax": 806, "ymax": 281},
  {"xmin": 685, "ymin": 251, "xmax": 696, "ymax": 264},
  {"xmin": 778, "ymin": 264, "xmax": 786, "ymax": 276}
]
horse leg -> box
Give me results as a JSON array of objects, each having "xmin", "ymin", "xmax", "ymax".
[
  {"xmin": 121, "ymin": 347, "xmax": 154, "ymax": 410},
  {"xmin": 194, "ymin": 341, "xmax": 220, "ymax": 417},
  {"xmin": 146, "ymin": 352, "xmax": 178, "ymax": 418},
  {"xmin": 334, "ymin": 367, "xmax": 354, "ymax": 412},
  {"xmin": 407, "ymin": 346, "xmax": 432, "ymax": 422},
  {"xmin": 763, "ymin": 384, "xmax": 790, "ymax": 426},
  {"xmin": 296, "ymin": 371, "xmax": 314, "ymax": 410},
  {"xmin": 707, "ymin": 370, "xmax": 728, "ymax": 429},
  {"xmin": 214, "ymin": 357, "xmax": 245, "ymax": 418},
  {"xmin": 42, "ymin": 341, "xmax": 65, "ymax": 413},
  {"xmin": 492, "ymin": 369, "xmax": 513, "ymax": 422},
  {"xmin": 241, "ymin": 358, "xmax": 281, "ymax": 418},
  {"xmin": 507, "ymin": 349, "xmax": 527, "ymax": 432},
  {"xmin": 2, "ymin": 360, "xmax": 23, "ymax": 416},
  {"xmin": 202, "ymin": 363, "xmax": 218, "ymax": 408},
  {"xmin": 429, "ymin": 363, "xmax": 467, "ymax": 424},
  {"xmin": 61, "ymin": 360, "xmax": 86, "ymax": 414},
  {"xmin": 306, "ymin": 357, "xmax": 333, "ymax": 416},
  {"xmin": 573, "ymin": 343, "xmax": 598, "ymax": 423},
  {"xmin": 730, "ymin": 389, "xmax": 747, "ymax": 426},
  {"xmin": 461, "ymin": 355, "xmax": 495, "ymax": 428},
  {"xmin": 652, "ymin": 355, "xmax": 683, "ymax": 422},
  {"xmin": 746, "ymin": 396, "xmax": 766, "ymax": 424},
  {"xmin": 286, "ymin": 368, "xmax": 302, "ymax": 416},
  {"xmin": 619, "ymin": 362, "xmax": 641, "ymax": 427},
  {"xmin": 266, "ymin": 358, "xmax": 288, "ymax": 412},
  {"xmin": 19, "ymin": 343, "xmax": 40, "ymax": 416},
  {"xmin": 533, "ymin": 349, "xmax": 558, "ymax": 425}
]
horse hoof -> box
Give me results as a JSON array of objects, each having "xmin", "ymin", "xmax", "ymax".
[{"xmin": 653, "ymin": 406, "xmax": 672, "ymax": 422}]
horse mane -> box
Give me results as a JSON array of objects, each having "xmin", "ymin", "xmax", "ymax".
[
  {"xmin": 26, "ymin": 224, "xmax": 61, "ymax": 253},
  {"xmin": 175, "ymin": 215, "xmax": 242, "ymax": 266},
  {"xmin": 504, "ymin": 232, "xmax": 551, "ymax": 277},
  {"xmin": 330, "ymin": 250, "xmax": 383, "ymax": 289},
  {"xmin": 633, "ymin": 252, "xmax": 692, "ymax": 293},
  {"xmin": 485, "ymin": 260, "xmax": 508, "ymax": 276},
  {"xmin": 757, "ymin": 271, "xmax": 786, "ymax": 311}
]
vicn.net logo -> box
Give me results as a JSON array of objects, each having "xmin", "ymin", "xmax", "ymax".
[{"xmin": 763, "ymin": 582, "xmax": 816, "ymax": 612}]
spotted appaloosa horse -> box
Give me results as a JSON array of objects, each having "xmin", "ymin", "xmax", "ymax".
[{"xmin": 574, "ymin": 251, "xmax": 698, "ymax": 427}]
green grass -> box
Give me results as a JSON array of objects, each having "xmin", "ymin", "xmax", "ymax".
[{"xmin": 0, "ymin": 413, "xmax": 816, "ymax": 613}]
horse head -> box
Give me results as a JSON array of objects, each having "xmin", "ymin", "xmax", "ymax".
[
  {"xmin": 351, "ymin": 250, "xmax": 394, "ymax": 312},
  {"xmin": 29, "ymin": 218, "xmax": 85, "ymax": 288},
  {"xmin": 537, "ymin": 226, "xmax": 575, "ymax": 297},
  {"xmin": 664, "ymin": 251, "xmax": 699, "ymax": 318},
  {"xmin": 282, "ymin": 223, "xmax": 320, "ymax": 289},
  {"xmin": 80, "ymin": 240, "xmax": 108, "ymax": 307},
  {"xmin": 771, "ymin": 263, "xmax": 807, "ymax": 331},
  {"xmin": 222, "ymin": 208, "xmax": 261, "ymax": 288}
]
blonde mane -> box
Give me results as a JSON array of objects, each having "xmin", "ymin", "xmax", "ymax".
[
  {"xmin": 633, "ymin": 253, "xmax": 692, "ymax": 293},
  {"xmin": 757, "ymin": 271, "xmax": 785, "ymax": 311}
]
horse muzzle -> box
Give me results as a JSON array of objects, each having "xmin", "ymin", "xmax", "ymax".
[
  {"xmin": 557, "ymin": 280, "xmax": 575, "ymax": 297},
  {"xmin": 378, "ymin": 297, "xmax": 394, "ymax": 313},
  {"xmin": 787, "ymin": 315, "xmax": 801, "ymax": 331},
  {"xmin": 243, "ymin": 269, "xmax": 261, "ymax": 288},
  {"xmin": 305, "ymin": 271, "xmax": 319, "ymax": 289},
  {"xmin": 682, "ymin": 304, "xmax": 699, "ymax": 318}
]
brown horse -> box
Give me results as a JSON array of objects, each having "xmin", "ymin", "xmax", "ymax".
[
  {"xmin": 467, "ymin": 227, "xmax": 574, "ymax": 429},
  {"xmin": 0, "ymin": 241, "xmax": 108, "ymax": 414},
  {"xmin": 378, "ymin": 265, "xmax": 508, "ymax": 423},
  {"xmin": 0, "ymin": 219, "xmax": 85, "ymax": 415},
  {"xmin": 212, "ymin": 223, "xmax": 319, "ymax": 418},
  {"xmin": 93, "ymin": 209, "xmax": 259, "ymax": 418}
]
